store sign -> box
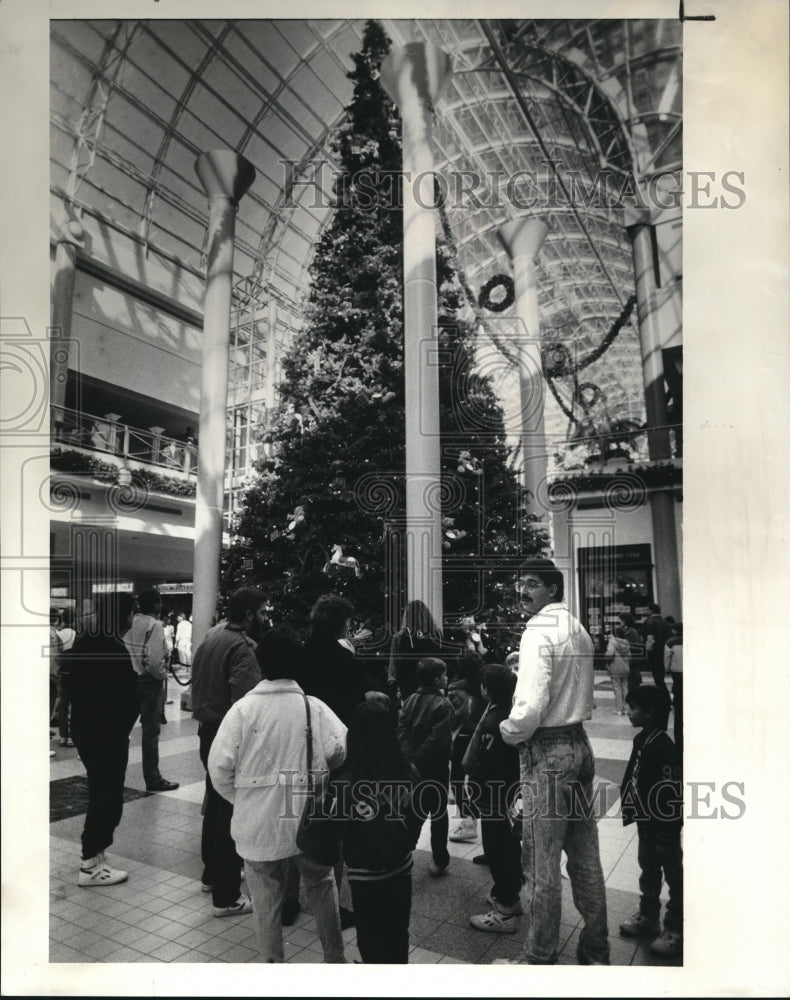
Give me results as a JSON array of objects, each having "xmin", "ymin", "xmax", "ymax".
[
  {"xmin": 577, "ymin": 543, "xmax": 654, "ymax": 635},
  {"xmin": 92, "ymin": 582, "xmax": 134, "ymax": 593},
  {"xmin": 157, "ymin": 582, "xmax": 194, "ymax": 594}
]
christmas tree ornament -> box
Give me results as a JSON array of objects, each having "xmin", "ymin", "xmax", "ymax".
[
  {"xmin": 457, "ymin": 450, "xmax": 482, "ymax": 475},
  {"xmin": 323, "ymin": 543, "xmax": 362, "ymax": 578}
]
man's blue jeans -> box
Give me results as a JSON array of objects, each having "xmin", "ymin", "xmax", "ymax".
[{"xmin": 518, "ymin": 725, "xmax": 609, "ymax": 964}]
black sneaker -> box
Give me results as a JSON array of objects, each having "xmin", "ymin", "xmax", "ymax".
[{"xmin": 146, "ymin": 778, "xmax": 179, "ymax": 792}]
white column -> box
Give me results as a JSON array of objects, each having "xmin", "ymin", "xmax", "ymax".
[
  {"xmin": 193, "ymin": 150, "xmax": 256, "ymax": 651},
  {"xmin": 497, "ymin": 217, "xmax": 549, "ymax": 517},
  {"xmin": 381, "ymin": 42, "xmax": 451, "ymax": 631},
  {"xmin": 50, "ymin": 208, "xmax": 84, "ymax": 434},
  {"xmin": 625, "ymin": 207, "xmax": 671, "ymax": 460},
  {"xmin": 625, "ymin": 207, "xmax": 680, "ymax": 619}
]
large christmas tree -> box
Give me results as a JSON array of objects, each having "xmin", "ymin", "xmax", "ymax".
[{"xmin": 224, "ymin": 20, "xmax": 548, "ymax": 634}]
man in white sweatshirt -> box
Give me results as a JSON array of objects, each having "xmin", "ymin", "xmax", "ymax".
[
  {"xmin": 497, "ymin": 559, "xmax": 609, "ymax": 966},
  {"xmin": 124, "ymin": 590, "xmax": 179, "ymax": 792}
]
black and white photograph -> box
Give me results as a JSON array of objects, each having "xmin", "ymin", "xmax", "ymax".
[{"xmin": 1, "ymin": 0, "xmax": 788, "ymax": 995}]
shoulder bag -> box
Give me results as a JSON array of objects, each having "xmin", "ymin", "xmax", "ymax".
[{"xmin": 295, "ymin": 693, "xmax": 344, "ymax": 867}]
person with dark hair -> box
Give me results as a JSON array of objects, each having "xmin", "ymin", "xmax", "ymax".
[
  {"xmin": 332, "ymin": 700, "xmax": 423, "ymax": 963},
  {"xmin": 398, "ymin": 657, "xmax": 453, "ymax": 877},
  {"xmin": 301, "ymin": 593, "xmax": 375, "ymax": 929},
  {"xmin": 386, "ymin": 599, "xmax": 442, "ymax": 704},
  {"xmin": 208, "ymin": 625, "xmax": 347, "ymax": 963},
  {"xmin": 191, "ymin": 586, "xmax": 267, "ymax": 917},
  {"xmin": 664, "ymin": 622, "xmax": 683, "ymax": 754},
  {"xmin": 497, "ymin": 559, "xmax": 610, "ymax": 966},
  {"xmin": 447, "ymin": 651, "xmax": 486, "ymax": 845},
  {"xmin": 619, "ymin": 684, "xmax": 683, "ymax": 957},
  {"xmin": 54, "ymin": 606, "xmax": 77, "ymax": 747},
  {"xmin": 124, "ymin": 590, "xmax": 178, "ymax": 792},
  {"xmin": 464, "ymin": 663, "xmax": 522, "ymax": 935},
  {"xmin": 49, "ymin": 607, "xmax": 63, "ymax": 740},
  {"xmin": 643, "ymin": 603, "xmax": 671, "ymax": 691},
  {"xmin": 62, "ymin": 593, "xmax": 139, "ymax": 886},
  {"xmin": 175, "ymin": 610, "xmax": 192, "ymax": 667},
  {"xmin": 301, "ymin": 594, "xmax": 372, "ymax": 727},
  {"xmin": 604, "ymin": 625, "xmax": 631, "ymax": 716},
  {"xmin": 618, "ymin": 613, "xmax": 644, "ymax": 695}
]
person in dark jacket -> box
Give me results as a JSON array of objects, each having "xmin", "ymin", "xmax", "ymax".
[
  {"xmin": 643, "ymin": 604, "xmax": 671, "ymax": 691},
  {"xmin": 63, "ymin": 593, "xmax": 139, "ymax": 887},
  {"xmin": 397, "ymin": 657, "xmax": 453, "ymax": 877},
  {"xmin": 616, "ymin": 613, "xmax": 643, "ymax": 693},
  {"xmin": 301, "ymin": 593, "xmax": 374, "ymax": 929},
  {"xmin": 301, "ymin": 594, "xmax": 372, "ymax": 726},
  {"xmin": 465, "ymin": 663, "xmax": 523, "ymax": 934},
  {"xmin": 335, "ymin": 699, "xmax": 423, "ymax": 963},
  {"xmin": 447, "ymin": 651, "xmax": 486, "ymax": 844},
  {"xmin": 386, "ymin": 599, "xmax": 442, "ymax": 705},
  {"xmin": 191, "ymin": 586, "xmax": 266, "ymax": 917},
  {"xmin": 619, "ymin": 684, "xmax": 683, "ymax": 957}
]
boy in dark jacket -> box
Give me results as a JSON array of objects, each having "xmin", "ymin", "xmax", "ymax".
[
  {"xmin": 336, "ymin": 700, "xmax": 424, "ymax": 963},
  {"xmin": 619, "ymin": 684, "xmax": 683, "ymax": 957},
  {"xmin": 397, "ymin": 657, "xmax": 453, "ymax": 876},
  {"xmin": 464, "ymin": 663, "xmax": 523, "ymax": 934}
]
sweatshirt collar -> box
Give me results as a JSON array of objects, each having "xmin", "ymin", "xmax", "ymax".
[{"xmin": 250, "ymin": 678, "xmax": 304, "ymax": 695}]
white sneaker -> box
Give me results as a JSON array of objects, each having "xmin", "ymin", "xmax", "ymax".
[
  {"xmin": 78, "ymin": 861, "xmax": 128, "ymax": 887},
  {"xmin": 449, "ymin": 818, "xmax": 478, "ymax": 842},
  {"xmin": 486, "ymin": 893, "xmax": 523, "ymax": 915},
  {"xmin": 212, "ymin": 894, "xmax": 253, "ymax": 917},
  {"xmin": 469, "ymin": 908, "xmax": 519, "ymax": 934}
]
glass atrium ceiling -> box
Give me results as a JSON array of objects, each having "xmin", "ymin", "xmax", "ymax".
[{"xmin": 50, "ymin": 18, "xmax": 682, "ymax": 444}]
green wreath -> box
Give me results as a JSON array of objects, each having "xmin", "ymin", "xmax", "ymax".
[
  {"xmin": 478, "ymin": 274, "xmax": 515, "ymax": 313},
  {"xmin": 574, "ymin": 382, "xmax": 602, "ymax": 409}
]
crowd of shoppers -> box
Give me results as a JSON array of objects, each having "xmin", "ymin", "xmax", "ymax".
[{"xmin": 52, "ymin": 561, "xmax": 682, "ymax": 964}]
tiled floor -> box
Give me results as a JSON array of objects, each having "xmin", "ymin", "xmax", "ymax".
[{"xmin": 48, "ymin": 676, "xmax": 680, "ymax": 967}]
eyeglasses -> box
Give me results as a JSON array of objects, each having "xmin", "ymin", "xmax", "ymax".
[{"xmin": 515, "ymin": 578, "xmax": 545, "ymax": 594}]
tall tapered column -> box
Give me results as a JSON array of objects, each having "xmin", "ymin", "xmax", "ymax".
[
  {"xmin": 625, "ymin": 207, "xmax": 671, "ymax": 459},
  {"xmin": 498, "ymin": 217, "xmax": 549, "ymax": 517},
  {"xmin": 381, "ymin": 43, "xmax": 451, "ymax": 630},
  {"xmin": 50, "ymin": 208, "xmax": 85, "ymax": 434},
  {"xmin": 193, "ymin": 150, "xmax": 255, "ymax": 651},
  {"xmin": 625, "ymin": 207, "xmax": 680, "ymax": 619}
]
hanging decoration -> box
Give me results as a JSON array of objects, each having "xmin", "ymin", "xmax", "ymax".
[
  {"xmin": 322, "ymin": 543, "xmax": 362, "ymax": 578},
  {"xmin": 478, "ymin": 274, "xmax": 515, "ymax": 313},
  {"xmin": 543, "ymin": 293, "xmax": 637, "ymax": 378},
  {"xmin": 441, "ymin": 515, "xmax": 468, "ymax": 550},
  {"xmin": 270, "ymin": 504, "xmax": 306, "ymax": 542},
  {"xmin": 434, "ymin": 189, "xmax": 639, "ymax": 418},
  {"xmin": 457, "ymin": 450, "xmax": 483, "ymax": 475}
]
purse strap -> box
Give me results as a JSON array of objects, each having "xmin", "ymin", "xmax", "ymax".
[{"xmin": 301, "ymin": 692, "xmax": 314, "ymax": 791}]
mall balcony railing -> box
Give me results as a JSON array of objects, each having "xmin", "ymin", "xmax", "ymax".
[
  {"xmin": 51, "ymin": 404, "xmax": 198, "ymax": 478},
  {"xmin": 549, "ymin": 422, "xmax": 683, "ymax": 476}
]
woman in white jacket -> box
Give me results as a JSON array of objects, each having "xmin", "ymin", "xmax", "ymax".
[{"xmin": 208, "ymin": 625, "xmax": 347, "ymax": 963}]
